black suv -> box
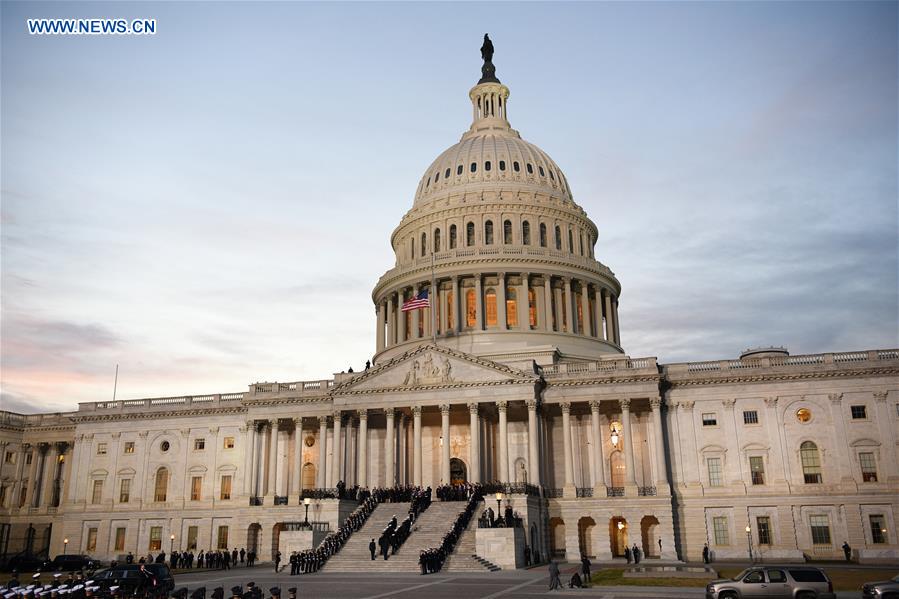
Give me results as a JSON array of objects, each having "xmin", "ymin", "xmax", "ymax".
[
  {"xmin": 92, "ymin": 564, "xmax": 174, "ymax": 597},
  {"xmin": 45, "ymin": 555, "xmax": 102, "ymax": 572}
]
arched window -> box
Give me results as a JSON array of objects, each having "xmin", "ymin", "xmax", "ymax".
[
  {"xmin": 503, "ymin": 220, "xmax": 512, "ymax": 244},
  {"xmin": 411, "ymin": 238, "xmax": 415, "ymax": 260},
  {"xmin": 434, "ymin": 171, "xmax": 440, "ymax": 182},
  {"xmin": 555, "ymin": 226, "xmax": 562, "ymax": 250},
  {"xmin": 538, "ymin": 166, "xmax": 545, "ymax": 177},
  {"xmin": 470, "ymin": 162, "xmax": 477, "ymax": 173},
  {"xmin": 568, "ymin": 230, "xmax": 574, "ymax": 253},
  {"xmin": 539, "ymin": 223, "xmax": 547, "ymax": 247},
  {"xmin": 446, "ymin": 290, "xmax": 454, "ymax": 330},
  {"xmin": 499, "ymin": 160, "xmax": 506, "ymax": 171},
  {"xmin": 484, "ymin": 220, "xmax": 494, "ymax": 245},
  {"xmin": 549, "ymin": 170, "xmax": 555, "ymax": 181},
  {"xmin": 426, "ymin": 177, "xmax": 430, "ymax": 188},
  {"xmin": 434, "ymin": 228, "xmax": 441, "ymax": 253},
  {"xmin": 421, "ymin": 233, "xmax": 427, "ymax": 257},
  {"xmin": 465, "ymin": 289, "xmax": 477, "ymax": 328},
  {"xmin": 485, "ymin": 288, "xmax": 497, "ymax": 326},
  {"xmin": 610, "ymin": 451, "xmax": 625, "ymax": 488},
  {"xmin": 154, "ymin": 467, "xmax": 168, "ymax": 502},
  {"xmin": 579, "ymin": 233, "xmax": 584, "ymax": 256},
  {"xmin": 522, "ymin": 221, "xmax": 531, "ymax": 245},
  {"xmin": 457, "ymin": 164, "xmax": 463, "ymax": 176},
  {"xmin": 513, "ymin": 161, "xmax": 520, "ymax": 172},
  {"xmin": 485, "ymin": 160, "xmax": 491, "ymax": 172},
  {"xmin": 444, "ymin": 168, "xmax": 451, "ymax": 179},
  {"xmin": 449, "ymin": 224, "xmax": 457, "ymax": 249},
  {"xmin": 506, "ymin": 287, "xmax": 517, "ymax": 327},
  {"xmin": 800, "ymin": 442, "xmax": 822, "ymax": 484},
  {"xmin": 528, "ymin": 287, "xmax": 537, "ymax": 327},
  {"xmin": 526, "ymin": 163, "xmax": 534, "ymax": 175},
  {"xmin": 466, "ymin": 222, "xmax": 475, "ymax": 246}
]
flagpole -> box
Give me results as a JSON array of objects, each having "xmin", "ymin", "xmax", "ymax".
[{"xmin": 430, "ymin": 252, "xmax": 437, "ymax": 344}]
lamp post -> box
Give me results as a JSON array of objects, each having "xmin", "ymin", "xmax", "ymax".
[
  {"xmin": 495, "ymin": 492, "xmax": 503, "ymax": 527},
  {"xmin": 303, "ymin": 497, "xmax": 311, "ymax": 527},
  {"xmin": 170, "ymin": 534, "xmax": 175, "ymax": 554},
  {"xmin": 745, "ymin": 526, "xmax": 753, "ymax": 562},
  {"xmin": 63, "ymin": 538, "xmax": 68, "ymax": 555}
]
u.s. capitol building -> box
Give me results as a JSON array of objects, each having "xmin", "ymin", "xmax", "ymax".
[{"xmin": 1, "ymin": 41, "xmax": 897, "ymax": 569}]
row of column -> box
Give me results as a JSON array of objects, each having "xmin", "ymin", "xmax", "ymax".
[
  {"xmin": 0, "ymin": 441, "xmax": 69, "ymax": 510},
  {"xmin": 375, "ymin": 273, "xmax": 621, "ymax": 352}
]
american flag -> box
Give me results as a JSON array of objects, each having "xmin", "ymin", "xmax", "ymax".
[{"xmin": 401, "ymin": 289, "xmax": 429, "ymax": 311}]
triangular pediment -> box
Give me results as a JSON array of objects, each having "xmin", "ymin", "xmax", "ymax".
[{"xmin": 332, "ymin": 344, "xmax": 536, "ymax": 395}]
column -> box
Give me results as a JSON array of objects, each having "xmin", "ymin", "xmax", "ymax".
[
  {"xmin": 250, "ymin": 424, "xmax": 261, "ymax": 497},
  {"xmin": 267, "ymin": 420, "xmax": 279, "ymax": 496},
  {"xmin": 721, "ymin": 399, "xmax": 741, "ymax": 485},
  {"xmin": 385, "ymin": 408, "xmax": 395, "ymax": 486},
  {"xmin": 452, "ymin": 276, "xmax": 461, "ymax": 333},
  {"xmin": 331, "ymin": 412, "xmax": 342, "ymax": 487},
  {"xmin": 468, "ymin": 403, "xmax": 480, "ymax": 483},
  {"xmin": 497, "ymin": 272, "xmax": 507, "ymax": 329},
  {"xmin": 519, "ymin": 273, "xmax": 530, "ymax": 331},
  {"xmin": 41, "ymin": 443, "xmax": 59, "ymax": 507},
  {"xmin": 64, "ymin": 439, "xmax": 79, "ymax": 503},
  {"xmin": 579, "ymin": 282, "xmax": 591, "ymax": 336},
  {"xmin": 593, "ymin": 287, "xmax": 603, "ymax": 339},
  {"xmin": 763, "ymin": 398, "xmax": 787, "ymax": 484},
  {"xmin": 376, "ymin": 303, "xmax": 386, "ymax": 352},
  {"xmin": 439, "ymin": 286, "xmax": 448, "ymax": 334},
  {"xmin": 345, "ymin": 416, "xmax": 356, "ymax": 486},
  {"xmin": 620, "ymin": 399, "xmax": 638, "ymax": 494},
  {"xmin": 612, "ymin": 296, "xmax": 621, "ymax": 344},
  {"xmin": 827, "ymin": 393, "xmax": 853, "ymax": 483},
  {"xmin": 873, "ymin": 392, "xmax": 898, "ymax": 481},
  {"xmin": 412, "ymin": 406, "xmax": 423, "ymax": 486},
  {"xmin": 543, "ymin": 276, "xmax": 553, "ymax": 331},
  {"xmin": 497, "ymin": 401, "xmax": 509, "ymax": 482},
  {"xmin": 386, "ymin": 296, "xmax": 395, "ymax": 347},
  {"xmin": 474, "ymin": 275, "xmax": 483, "ymax": 330},
  {"xmin": 357, "ymin": 410, "xmax": 368, "ymax": 488},
  {"xmin": 243, "ymin": 422, "xmax": 255, "ymax": 495},
  {"xmin": 291, "ymin": 419, "xmax": 303, "ymax": 495},
  {"xmin": 398, "ymin": 414, "xmax": 407, "ymax": 484},
  {"xmin": 317, "ymin": 416, "xmax": 328, "ymax": 489},
  {"xmin": 603, "ymin": 290, "xmax": 613, "ymax": 342},
  {"xmin": 590, "ymin": 401, "xmax": 607, "ymax": 492},
  {"xmin": 553, "ymin": 284, "xmax": 563, "ymax": 332},
  {"xmin": 440, "ymin": 405, "xmax": 451, "ymax": 484},
  {"xmin": 527, "ymin": 399, "xmax": 540, "ymax": 486},
  {"xmin": 561, "ymin": 403, "xmax": 575, "ymax": 494},
  {"xmin": 26, "ymin": 444, "xmax": 44, "ymax": 508},
  {"xmin": 397, "ymin": 290, "xmax": 406, "ymax": 342},
  {"xmin": 562, "ymin": 277, "xmax": 573, "ymax": 333},
  {"xmin": 650, "ymin": 398, "xmax": 669, "ymax": 493}
]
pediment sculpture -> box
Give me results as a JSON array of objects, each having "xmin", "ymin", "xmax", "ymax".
[{"xmin": 402, "ymin": 353, "xmax": 454, "ymax": 386}]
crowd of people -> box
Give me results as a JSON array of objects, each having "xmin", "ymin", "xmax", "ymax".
[
  {"xmin": 419, "ymin": 488, "xmax": 482, "ymax": 574},
  {"xmin": 122, "ymin": 548, "xmax": 257, "ymax": 571}
]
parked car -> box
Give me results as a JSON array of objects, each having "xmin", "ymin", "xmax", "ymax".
[
  {"xmin": 2, "ymin": 554, "xmax": 44, "ymax": 573},
  {"xmin": 91, "ymin": 564, "xmax": 174, "ymax": 597},
  {"xmin": 862, "ymin": 574, "xmax": 899, "ymax": 599},
  {"xmin": 705, "ymin": 566, "xmax": 835, "ymax": 599},
  {"xmin": 44, "ymin": 555, "xmax": 102, "ymax": 572}
]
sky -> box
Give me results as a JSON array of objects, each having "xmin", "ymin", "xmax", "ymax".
[{"xmin": 1, "ymin": 1, "xmax": 897, "ymax": 414}]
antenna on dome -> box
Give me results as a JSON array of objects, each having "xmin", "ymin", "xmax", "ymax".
[
  {"xmin": 478, "ymin": 34, "xmax": 500, "ymax": 84},
  {"xmin": 112, "ymin": 363, "xmax": 119, "ymax": 401}
]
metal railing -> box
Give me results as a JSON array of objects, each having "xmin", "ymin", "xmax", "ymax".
[
  {"xmin": 249, "ymin": 496, "xmax": 263, "ymax": 506},
  {"xmin": 638, "ymin": 486, "xmax": 657, "ymax": 496},
  {"xmin": 576, "ymin": 487, "xmax": 593, "ymax": 498},
  {"xmin": 606, "ymin": 487, "xmax": 625, "ymax": 497},
  {"xmin": 545, "ymin": 488, "xmax": 563, "ymax": 498},
  {"xmin": 274, "ymin": 496, "xmax": 289, "ymax": 505}
]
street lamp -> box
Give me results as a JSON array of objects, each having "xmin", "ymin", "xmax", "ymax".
[
  {"xmin": 170, "ymin": 534, "xmax": 175, "ymax": 553},
  {"xmin": 63, "ymin": 538, "xmax": 69, "ymax": 555},
  {"xmin": 495, "ymin": 492, "xmax": 503, "ymax": 527},
  {"xmin": 745, "ymin": 526, "xmax": 753, "ymax": 562},
  {"xmin": 303, "ymin": 497, "xmax": 311, "ymax": 527}
]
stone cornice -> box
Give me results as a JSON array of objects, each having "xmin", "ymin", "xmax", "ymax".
[
  {"xmin": 665, "ymin": 365, "xmax": 899, "ymax": 388},
  {"xmin": 72, "ymin": 406, "xmax": 248, "ymax": 423}
]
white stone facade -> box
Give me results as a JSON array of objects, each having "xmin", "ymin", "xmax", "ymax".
[{"xmin": 1, "ymin": 59, "xmax": 896, "ymax": 568}]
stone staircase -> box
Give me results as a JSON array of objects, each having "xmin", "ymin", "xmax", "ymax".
[
  {"xmin": 321, "ymin": 501, "xmax": 410, "ymax": 572},
  {"xmin": 443, "ymin": 500, "xmax": 500, "ymax": 573}
]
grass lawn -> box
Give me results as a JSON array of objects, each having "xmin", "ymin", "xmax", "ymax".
[{"xmin": 589, "ymin": 568, "xmax": 708, "ymax": 588}]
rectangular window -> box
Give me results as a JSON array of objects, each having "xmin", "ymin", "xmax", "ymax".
[
  {"xmin": 149, "ymin": 526, "xmax": 162, "ymax": 551},
  {"xmin": 869, "ymin": 515, "xmax": 887, "ymax": 544},
  {"xmin": 756, "ymin": 516, "xmax": 771, "ymax": 545},
  {"xmin": 86, "ymin": 528, "xmax": 98, "ymax": 552},
  {"xmin": 194, "ymin": 438, "xmax": 205, "ymax": 451},
  {"xmin": 18, "ymin": 485, "xmax": 27, "ymax": 507},
  {"xmin": 750, "ymin": 456, "xmax": 765, "ymax": 485},
  {"xmin": 114, "ymin": 527, "xmax": 126, "ymax": 551},
  {"xmin": 91, "ymin": 479, "xmax": 103, "ymax": 504},
  {"xmin": 859, "ymin": 452, "xmax": 878, "ymax": 482},
  {"xmin": 26, "ymin": 453, "xmax": 32, "ymax": 465},
  {"xmin": 702, "ymin": 413, "xmax": 717, "ymax": 426},
  {"xmin": 223, "ymin": 437, "xmax": 235, "ymax": 449},
  {"xmin": 506, "ymin": 292, "xmax": 518, "ymax": 328},
  {"xmin": 123, "ymin": 442, "xmax": 135, "ymax": 454},
  {"xmin": 119, "ymin": 479, "xmax": 131, "ymax": 503},
  {"xmin": 713, "ymin": 516, "xmax": 729, "ymax": 545},
  {"xmin": 216, "ymin": 526, "xmax": 229, "ymax": 550},
  {"xmin": 743, "ymin": 410, "xmax": 759, "ymax": 424},
  {"xmin": 809, "ymin": 515, "xmax": 831, "ymax": 545},
  {"xmin": 220, "ymin": 475, "xmax": 232, "ymax": 500},
  {"xmin": 97, "ymin": 442, "xmax": 107, "ymax": 455},
  {"xmin": 0, "ymin": 485, "xmax": 7, "ymax": 507},
  {"xmin": 850, "ymin": 405, "xmax": 867, "ymax": 419},
  {"xmin": 190, "ymin": 476, "xmax": 202, "ymax": 501},
  {"xmin": 187, "ymin": 526, "xmax": 198, "ymax": 550},
  {"xmin": 4, "ymin": 451, "xmax": 14, "ymax": 464},
  {"xmin": 707, "ymin": 457, "xmax": 723, "ymax": 487}
]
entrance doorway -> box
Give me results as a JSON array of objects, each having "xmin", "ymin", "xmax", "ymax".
[
  {"xmin": 641, "ymin": 515, "xmax": 660, "ymax": 557},
  {"xmin": 609, "ymin": 517, "xmax": 628, "ymax": 557},
  {"xmin": 450, "ymin": 458, "xmax": 467, "ymax": 484}
]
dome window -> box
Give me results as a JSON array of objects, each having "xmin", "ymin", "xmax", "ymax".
[
  {"xmin": 568, "ymin": 230, "xmax": 574, "ymax": 253},
  {"xmin": 555, "ymin": 226, "xmax": 562, "ymax": 251},
  {"xmin": 539, "ymin": 223, "xmax": 547, "ymax": 247},
  {"xmin": 434, "ymin": 228, "xmax": 441, "ymax": 253},
  {"xmin": 421, "ymin": 233, "xmax": 427, "ymax": 257},
  {"xmin": 445, "ymin": 168, "xmax": 451, "ymax": 179},
  {"xmin": 522, "ymin": 221, "xmax": 531, "ymax": 245},
  {"xmin": 426, "ymin": 177, "xmax": 430, "ymax": 188},
  {"xmin": 435, "ymin": 171, "xmax": 440, "ymax": 182},
  {"xmin": 549, "ymin": 170, "xmax": 555, "ymax": 181},
  {"xmin": 485, "ymin": 161, "xmax": 491, "ymax": 172},
  {"xmin": 503, "ymin": 220, "xmax": 512, "ymax": 244},
  {"xmin": 526, "ymin": 163, "xmax": 534, "ymax": 175},
  {"xmin": 579, "ymin": 233, "xmax": 584, "ymax": 256},
  {"xmin": 513, "ymin": 161, "xmax": 520, "ymax": 172},
  {"xmin": 499, "ymin": 160, "xmax": 506, "ymax": 171},
  {"xmin": 539, "ymin": 166, "xmax": 545, "ymax": 177},
  {"xmin": 457, "ymin": 165, "xmax": 463, "ymax": 176},
  {"xmin": 449, "ymin": 225, "xmax": 457, "ymax": 249},
  {"xmin": 470, "ymin": 162, "xmax": 477, "ymax": 173},
  {"xmin": 484, "ymin": 220, "xmax": 494, "ymax": 245},
  {"xmin": 466, "ymin": 222, "xmax": 475, "ymax": 246}
]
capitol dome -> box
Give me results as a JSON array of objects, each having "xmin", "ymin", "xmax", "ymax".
[{"xmin": 372, "ymin": 38, "xmax": 623, "ymax": 367}]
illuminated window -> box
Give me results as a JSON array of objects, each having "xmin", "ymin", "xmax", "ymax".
[
  {"xmin": 712, "ymin": 517, "xmax": 729, "ymax": 545},
  {"xmin": 154, "ymin": 468, "xmax": 169, "ymax": 501},
  {"xmin": 506, "ymin": 288, "xmax": 517, "ymax": 327},
  {"xmin": 756, "ymin": 517, "xmax": 771, "ymax": 545},
  {"xmin": 86, "ymin": 528, "xmax": 98, "ymax": 552},
  {"xmin": 449, "ymin": 225, "xmax": 457, "ymax": 249},
  {"xmin": 800, "ymin": 442, "xmax": 822, "ymax": 483},
  {"xmin": 528, "ymin": 288, "xmax": 537, "ymax": 327},
  {"xmin": 190, "ymin": 476, "xmax": 202, "ymax": 501},
  {"xmin": 114, "ymin": 527, "xmax": 126, "ymax": 552},
  {"xmin": 149, "ymin": 526, "xmax": 162, "ymax": 551},
  {"xmin": 446, "ymin": 290, "xmax": 454, "ymax": 330},
  {"xmin": 119, "ymin": 478, "xmax": 131, "ymax": 503},
  {"xmin": 223, "ymin": 437, "xmax": 235, "ymax": 449},
  {"xmin": 539, "ymin": 223, "xmax": 547, "ymax": 247},
  {"xmin": 220, "ymin": 475, "xmax": 232, "ymax": 500},
  {"xmin": 870, "ymin": 515, "xmax": 887, "ymax": 544},
  {"xmin": 466, "ymin": 222, "xmax": 475, "ymax": 246},
  {"xmin": 503, "ymin": 220, "xmax": 512, "ymax": 244},
  {"xmin": 859, "ymin": 452, "xmax": 878, "ymax": 482},
  {"xmin": 466, "ymin": 289, "xmax": 476, "ymax": 328},
  {"xmin": 123, "ymin": 442, "xmax": 135, "ymax": 454},
  {"xmin": 522, "ymin": 221, "xmax": 531, "ymax": 245},
  {"xmin": 750, "ymin": 456, "xmax": 765, "ymax": 485},
  {"xmin": 576, "ymin": 292, "xmax": 584, "ymax": 332},
  {"xmin": 484, "ymin": 220, "xmax": 494, "ymax": 245},
  {"xmin": 187, "ymin": 526, "xmax": 199, "ymax": 550},
  {"xmin": 485, "ymin": 289, "xmax": 497, "ymax": 326}
]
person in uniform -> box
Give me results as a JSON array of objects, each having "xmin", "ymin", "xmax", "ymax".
[
  {"xmin": 211, "ymin": 588, "xmax": 223, "ymax": 599},
  {"xmin": 580, "ymin": 555, "xmax": 591, "ymax": 584},
  {"xmin": 229, "ymin": 586, "xmax": 242, "ymax": 599},
  {"xmin": 368, "ymin": 539, "xmax": 376, "ymax": 561},
  {"xmin": 268, "ymin": 588, "xmax": 280, "ymax": 599},
  {"xmin": 287, "ymin": 589, "xmax": 296, "ymax": 599},
  {"xmin": 190, "ymin": 588, "xmax": 205, "ymax": 599},
  {"xmin": 548, "ymin": 561, "xmax": 562, "ymax": 590}
]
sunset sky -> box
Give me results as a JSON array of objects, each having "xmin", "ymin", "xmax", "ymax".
[{"xmin": 2, "ymin": 1, "xmax": 896, "ymax": 413}]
